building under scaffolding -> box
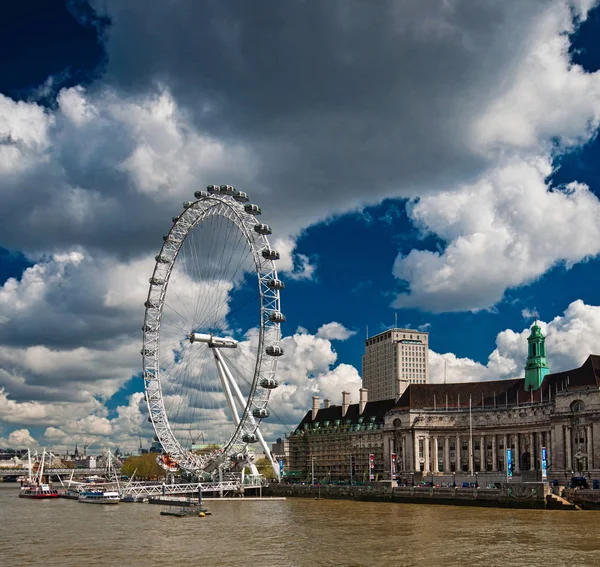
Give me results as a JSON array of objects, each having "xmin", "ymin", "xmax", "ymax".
[{"xmin": 287, "ymin": 389, "xmax": 395, "ymax": 482}]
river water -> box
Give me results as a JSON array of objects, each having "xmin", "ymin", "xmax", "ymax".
[{"xmin": 2, "ymin": 483, "xmax": 600, "ymax": 567}]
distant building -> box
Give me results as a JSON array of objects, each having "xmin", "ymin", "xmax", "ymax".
[
  {"xmin": 362, "ymin": 328, "xmax": 429, "ymax": 401},
  {"xmin": 271, "ymin": 437, "xmax": 289, "ymax": 465},
  {"xmin": 289, "ymin": 322, "xmax": 600, "ymax": 484}
]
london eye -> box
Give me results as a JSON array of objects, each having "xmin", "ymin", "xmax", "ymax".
[{"xmin": 141, "ymin": 185, "xmax": 284, "ymax": 479}]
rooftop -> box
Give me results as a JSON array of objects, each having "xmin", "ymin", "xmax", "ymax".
[{"xmin": 394, "ymin": 354, "xmax": 600, "ymax": 410}]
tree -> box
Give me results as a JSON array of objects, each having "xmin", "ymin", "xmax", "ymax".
[
  {"xmin": 255, "ymin": 457, "xmax": 275, "ymax": 480},
  {"xmin": 121, "ymin": 454, "xmax": 166, "ymax": 479}
]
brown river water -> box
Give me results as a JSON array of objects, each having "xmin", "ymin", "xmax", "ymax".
[{"xmin": 2, "ymin": 483, "xmax": 600, "ymax": 567}]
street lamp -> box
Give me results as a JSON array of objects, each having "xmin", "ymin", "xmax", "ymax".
[
  {"xmin": 311, "ymin": 456, "xmax": 315, "ymax": 486},
  {"xmin": 453, "ymin": 471, "xmax": 456, "ymax": 488},
  {"xmin": 475, "ymin": 471, "xmax": 479, "ymax": 488}
]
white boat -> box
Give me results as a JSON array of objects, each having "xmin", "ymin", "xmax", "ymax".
[{"xmin": 78, "ymin": 489, "xmax": 121, "ymax": 504}]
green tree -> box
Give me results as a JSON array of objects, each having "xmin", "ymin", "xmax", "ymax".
[
  {"xmin": 255, "ymin": 457, "xmax": 275, "ymax": 480},
  {"xmin": 121, "ymin": 454, "xmax": 166, "ymax": 479}
]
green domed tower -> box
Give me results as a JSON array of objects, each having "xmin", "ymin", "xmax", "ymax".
[{"xmin": 524, "ymin": 320, "xmax": 550, "ymax": 391}]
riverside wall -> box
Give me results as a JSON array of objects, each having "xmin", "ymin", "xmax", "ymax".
[
  {"xmin": 264, "ymin": 482, "xmax": 551, "ymax": 509},
  {"xmin": 562, "ymin": 488, "xmax": 600, "ymax": 509}
]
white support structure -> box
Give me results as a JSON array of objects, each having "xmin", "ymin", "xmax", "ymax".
[
  {"xmin": 214, "ymin": 348, "xmax": 280, "ymax": 480},
  {"xmin": 214, "ymin": 349, "xmax": 241, "ymax": 428}
]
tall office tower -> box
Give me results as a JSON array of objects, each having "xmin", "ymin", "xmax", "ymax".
[{"xmin": 362, "ymin": 328, "xmax": 430, "ymax": 401}]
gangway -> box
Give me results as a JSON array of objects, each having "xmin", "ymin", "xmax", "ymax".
[{"xmin": 120, "ymin": 478, "xmax": 265, "ymax": 498}]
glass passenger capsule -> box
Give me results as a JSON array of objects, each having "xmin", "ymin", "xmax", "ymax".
[
  {"xmin": 260, "ymin": 378, "xmax": 279, "ymax": 389},
  {"xmin": 268, "ymin": 311, "xmax": 286, "ymax": 323},
  {"xmin": 254, "ymin": 223, "xmax": 272, "ymax": 235},
  {"xmin": 266, "ymin": 279, "xmax": 285, "ymax": 290},
  {"xmin": 261, "ymin": 248, "xmax": 280, "ymax": 261},
  {"xmin": 244, "ymin": 204, "xmax": 262, "ymax": 215},
  {"xmin": 266, "ymin": 345, "xmax": 284, "ymax": 356},
  {"xmin": 252, "ymin": 408, "xmax": 270, "ymax": 419}
]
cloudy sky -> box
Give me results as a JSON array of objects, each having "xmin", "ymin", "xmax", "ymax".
[{"xmin": 1, "ymin": 0, "xmax": 600, "ymax": 453}]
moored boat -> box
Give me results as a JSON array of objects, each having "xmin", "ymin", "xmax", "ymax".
[
  {"xmin": 19, "ymin": 483, "xmax": 61, "ymax": 499},
  {"xmin": 78, "ymin": 489, "xmax": 121, "ymax": 504},
  {"xmin": 159, "ymin": 503, "xmax": 211, "ymax": 517}
]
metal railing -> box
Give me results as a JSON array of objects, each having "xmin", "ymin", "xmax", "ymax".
[{"xmin": 0, "ymin": 467, "xmax": 110, "ymax": 477}]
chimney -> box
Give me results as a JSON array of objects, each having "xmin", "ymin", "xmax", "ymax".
[
  {"xmin": 342, "ymin": 391, "xmax": 351, "ymax": 417},
  {"xmin": 323, "ymin": 399, "xmax": 331, "ymax": 409},
  {"xmin": 359, "ymin": 388, "xmax": 368, "ymax": 414},
  {"xmin": 311, "ymin": 396, "xmax": 320, "ymax": 420}
]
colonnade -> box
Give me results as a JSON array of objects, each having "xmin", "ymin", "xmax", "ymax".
[{"xmin": 400, "ymin": 430, "xmax": 554, "ymax": 474}]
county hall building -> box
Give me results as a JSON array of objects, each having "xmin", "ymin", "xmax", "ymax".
[{"xmin": 287, "ymin": 322, "xmax": 600, "ymax": 483}]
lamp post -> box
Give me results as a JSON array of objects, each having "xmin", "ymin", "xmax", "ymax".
[
  {"xmin": 475, "ymin": 471, "xmax": 479, "ymax": 489},
  {"xmin": 453, "ymin": 471, "xmax": 456, "ymax": 488},
  {"xmin": 311, "ymin": 456, "xmax": 315, "ymax": 486}
]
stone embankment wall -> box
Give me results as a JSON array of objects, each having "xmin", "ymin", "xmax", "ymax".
[
  {"xmin": 562, "ymin": 488, "xmax": 600, "ymax": 509},
  {"xmin": 264, "ymin": 482, "xmax": 549, "ymax": 509}
]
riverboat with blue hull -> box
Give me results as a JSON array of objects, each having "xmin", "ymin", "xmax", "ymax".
[{"xmin": 78, "ymin": 489, "xmax": 120, "ymax": 504}]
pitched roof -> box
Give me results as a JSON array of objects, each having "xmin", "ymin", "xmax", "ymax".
[
  {"xmin": 291, "ymin": 355, "xmax": 600, "ymax": 428},
  {"xmin": 294, "ymin": 398, "xmax": 397, "ymax": 431},
  {"xmin": 541, "ymin": 354, "xmax": 600, "ymax": 393},
  {"xmin": 394, "ymin": 354, "xmax": 600, "ymax": 410}
]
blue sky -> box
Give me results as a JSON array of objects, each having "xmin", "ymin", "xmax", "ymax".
[{"xmin": 1, "ymin": 0, "xmax": 600, "ymax": 452}]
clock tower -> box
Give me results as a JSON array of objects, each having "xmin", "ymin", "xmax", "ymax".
[{"xmin": 524, "ymin": 319, "xmax": 550, "ymax": 391}]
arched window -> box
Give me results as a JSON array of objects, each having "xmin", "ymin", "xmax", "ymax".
[
  {"xmin": 570, "ymin": 400, "xmax": 585, "ymax": 413},
  {"xmin": 532, "ymin": 343, "xmax": 537, "ymax": 357}
]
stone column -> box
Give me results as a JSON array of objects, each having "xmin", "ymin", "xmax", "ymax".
[
  {"xmin": 503, "ymin": 434, "xmax": 508, "ymax": 470},
  {"xmin": 547, "ymin": 429, "xmax": 552, "ymax": 464},
  {"xmin": 424, "ymin": 436, "xmax": 430, "ymax": 473},
  {"xmin": 537, "ymin": 432, "xmax": 543, "ymax": 471},
  {"xmin": 414, "ymin": 432, "xmax": 420, "ymax": 472},
  {"xmin": 402, "ymin": 436, "xmax": 407, "ymax": 472},
  {"xmin": 456, "ymin": 434, "xmax": 461, "ymax": 472},
  {"xmin": 480, "ymin": 435, "xmax": 485, "ymax": 472},
  {"xmin": 529, "ymin": 432, "xmax": 535, "ymax": 470},
  {"xmin": 444, "ymin": 436, "xmax": 450, "ymax": 473},
  {"xmin": 514, "ymin": 434, "xmax": 520, "ymax": 473},
  {"xmin": 587, "ymin": 425, "xmax": 593, "ymax": 471},
  {"xmin": 434, "ymin": 436, "xmax": 440, "ymax": 473},
  {"xmin": 492, "ymin": 435, "xmax": 498, "ymax": 472},
  {"xmin": 565, "ymin": 426, "xmax": 572, "ymax": 472}
]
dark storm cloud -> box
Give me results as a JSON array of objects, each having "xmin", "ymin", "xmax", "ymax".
[{"xmin": 89, "ymin": 0, "xmax": 549, "ymax": 233}]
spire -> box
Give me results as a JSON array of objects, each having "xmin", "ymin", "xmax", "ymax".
[{"xmin": 524, "ymin": 319, "xmax": 550, "ymax": 391}]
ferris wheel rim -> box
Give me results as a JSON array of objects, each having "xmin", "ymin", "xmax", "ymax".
[{"xmin": 141, "ymin": 191, "xmax": 282, "ymax": 475}]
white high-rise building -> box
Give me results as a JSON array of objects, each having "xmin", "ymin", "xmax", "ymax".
[{"xmin": 362, "ymin": 328, "xmax": 429, "ymax": 401}]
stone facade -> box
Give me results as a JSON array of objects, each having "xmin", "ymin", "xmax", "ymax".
[
  {"xmin": 383, "ymin": 379, "xmax": 600, "ymax": 482},
  {"xmin": 289, "ymin": 348, "xmax": 600, "ymax": 484}
]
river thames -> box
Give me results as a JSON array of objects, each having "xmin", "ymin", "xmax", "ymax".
[{"xmin": 2, "ymin": 483, "xmax": 600, "ymax": 567}]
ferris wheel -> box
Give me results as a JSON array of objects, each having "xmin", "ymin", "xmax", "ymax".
[{"xmin": 141, "ymin": 185, "xmax": 284, "ymax": 479}]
